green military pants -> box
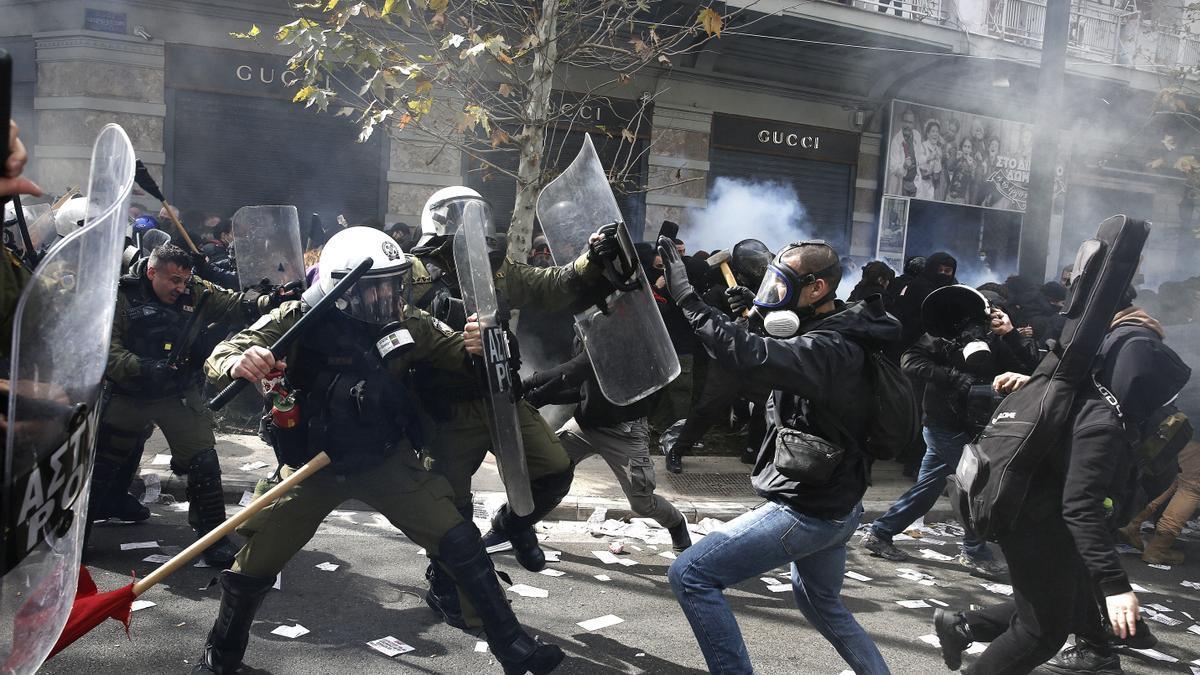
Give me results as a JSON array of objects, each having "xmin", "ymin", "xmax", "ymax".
[
  {"xmin": 233, "ymin": 450, "xmax": 464, "ymax": 578},
  {"xmin": 97, "ymin": 387, "xmax": 215, "ymax": 466},
  {"xmin": 429, "ymin": 398, "xmax": 571, "ymax": 509}
]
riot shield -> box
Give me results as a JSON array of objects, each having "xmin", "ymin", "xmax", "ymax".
[
  {"xmin": 0, "ymin": 124, "xmax": 134, "ymax": 673},
  {"xmin": 454, "ymin": 200, "xmax": 534, "ymax": 517},
  {"xmin": 231, "ymin": 205, "xmax": 305, "ymax": 291},
  {"xmin": 535, "ymin": 134, "xmax": 679, "ymax": 406},
  {"xmin": 140, "ymin": 228, "xmax": 171, "ymax": 255}
]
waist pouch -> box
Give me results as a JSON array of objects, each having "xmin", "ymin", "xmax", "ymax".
[{"xmin": 774, "ymin": 427, "xmax": 844, "ymax": 484}]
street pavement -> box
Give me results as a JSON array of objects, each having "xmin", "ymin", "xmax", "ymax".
[{"xmin": 49, "ymin": 494, "xmax": 1200, "ymax": 674}]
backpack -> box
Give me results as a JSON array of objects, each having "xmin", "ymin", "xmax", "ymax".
[
  {"xmin": 821, "ymin": 296, "xmax": 919, "ymax": 461},
  {"xmin": 949, "ymin": 215, "xmax": 1149, "ymax": 541}
]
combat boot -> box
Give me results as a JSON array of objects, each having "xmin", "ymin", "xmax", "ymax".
[
  {"xmin": 1141, "ymin": 533, "xmax": 1185, "ymax": 566},
  {"xmin": 668, "ymin": 520, "xmax": 692, "ymax": 552},
  {"xmin": 482, "ymin": 510, "xmax": 545, "ymax": 572},
  {"xmin": 88, "ymin": 454, "xmax": 150, "ymax": 523},
  {"xmin": 665, "ymin": 443, "xmax": 689, "ymax": 474},
  {"xmin": 1116, "ymin": 521, "xmax": 1144, "ymax": 550},
  {"xmin": 1043, "ymin": 642, "xmax": 1123, "ymax": 675},
  {"xmin": 181, "ymin": 450, "xmax": 238, "ymax": 568},
  {"xmin": 933, "ymin": 608, "xmax": 973, "ymax": 671},
  {"xmin": 426, "ymin": 503, "xmax": 474, "ymax": 629},
  {"xmin": 437, "ymin": 522, "xmax": 564, "ymax": 674},
  {"xmin": 193, "ymin": 571, "xmax": 274, "ymax": 674}
]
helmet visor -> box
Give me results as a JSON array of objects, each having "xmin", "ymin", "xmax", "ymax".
[
  {"xmin": 433, "ymin": 197, "xmax": 494, "ymax": 239},
  {"xmin": 341, "ymin": 267, "xmax": 412, "ymax": 324},
  {"xmin": 753, "ymin": 265, "xmax": 795, "ymax": 309}
]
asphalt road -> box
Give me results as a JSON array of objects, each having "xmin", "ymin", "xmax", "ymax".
[{"xmin": 43, "ymin": 504, "xmax": 1200, "ymax": 674}]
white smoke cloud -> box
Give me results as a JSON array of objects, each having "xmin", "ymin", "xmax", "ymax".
[{"xmin": 683, "ymin": 177, "xmax": 813, "ymax": 255}]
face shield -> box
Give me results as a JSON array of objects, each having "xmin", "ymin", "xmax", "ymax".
[
  {"xmin": 752, "ymin": 241, "xmax": 835, "ymax": 310},
  {"xmin": 340, "ymin": 264, "xmax": 413, "ymax": 325}
]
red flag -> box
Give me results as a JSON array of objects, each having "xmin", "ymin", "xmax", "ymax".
[{"xmin": 48, "ymin": 566, "xmax": 135, "ymax": 658}]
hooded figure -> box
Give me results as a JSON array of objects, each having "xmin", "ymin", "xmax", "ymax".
[{"xmin": 894, "ymin": 251, "xmax": 958, "ymax": 348}]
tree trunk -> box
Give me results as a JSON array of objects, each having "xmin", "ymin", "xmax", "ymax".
[{"xmin": 507, "ymin": 0, "xmax": 558, "ymax": 261}]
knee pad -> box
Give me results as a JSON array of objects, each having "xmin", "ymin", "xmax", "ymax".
[
  {"xmin": 176, "ymin": 448, "xmax": 221, "ymax": 480},
  {"xmin": 436, "ymin": 520, "xmax": 485, "ymax": 566},
  {"xmin": 531, "ymin": 467, "xmax": 574, "ymax": 508}
]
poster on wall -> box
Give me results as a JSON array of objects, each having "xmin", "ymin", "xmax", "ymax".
[
  {"xmin": 883, "ymin": 100, "xmax": 1064, "ymax": 212},
  {"xmin": 876, "ymin": 196, "xmax": 908, "ymax": 272}
]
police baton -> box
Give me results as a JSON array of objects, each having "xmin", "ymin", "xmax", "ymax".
[{"xmin": 207, "ymin": 257, "xmax": 374, "ymax": 411}]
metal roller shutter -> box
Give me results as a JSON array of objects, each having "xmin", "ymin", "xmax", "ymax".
[
  {"xmin": 708, "ymin": 147, "xmax": 854, "ymax": 252},
  {"xmin": 170, "ymin": 89, "xmax": 383, "ymax": 237}
]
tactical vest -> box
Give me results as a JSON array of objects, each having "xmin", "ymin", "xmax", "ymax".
[{"xmin": 275, "ymin": 314, "xmax": 419, "ymax": 471}]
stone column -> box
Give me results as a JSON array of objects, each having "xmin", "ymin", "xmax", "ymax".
[
  {"xmin": 32, "ymin": 30, "xmax": 165, "ymax": 192},
  {"xmin": 645, "ymin": 103, "xmax": 712, "ymax": 242},
  {"xmin": 850, "ymin": 131, "xmax": 882, "ymax": 258}
]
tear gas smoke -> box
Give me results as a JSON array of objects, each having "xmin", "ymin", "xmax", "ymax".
[{"xmin": 684, "ymin": 178, "xmax": 813, "ymax": 255}]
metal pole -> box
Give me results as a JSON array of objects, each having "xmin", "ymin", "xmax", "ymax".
[{"xmin": 1019, "ymin": 0, "xmax": 1071, "ymax": 282}]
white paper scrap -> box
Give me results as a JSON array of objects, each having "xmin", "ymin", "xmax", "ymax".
[
  {"xmin": 271, "ymin": 624, "xmax": 309, "ymax": 639},
  {"xmin": 845, "ymin": 571, "xmax": 873, "ymax": 582},
  {"xmin": 120, "ymin": 541, "xmax": 158, "ymax": 551},
  {"xmin": 474, "ymin": 641, "xmax": 488, "ymax": 653},
  {"xmin": 966, "ymin": 643, "xmax": 987, "ymax": 655},
  {"xmin": 508, "ymin": 584, "xmax": 549, "ymax": 599},
  {"xmin": 594, "ymin": 574, "xmax": 611, "ymax": 582},
  {"xmin": 577, "ymin": 615, "xmax": 624, "ymax": 631},
  {"xmin": 239, "ymin": 461, "xmax": 270, "ymax": 472},
  {"xmin": 898, "ymin": 600, "xmax": 932, "ymax": 609},
  {"xmin": 918, "ymin": 634, "xmax": 940, "ymax": 647},
  {"xmin": 766, "ymin": 584, "xmax": 792, "ymax": 593},
  {"xmin": 1183, "ymin": 580, "xmax": 1200, "ymax": 590},
  {"xmin": 140, "ymin": 472, "xmax": 161, "ymax": 505},
  {"xmin": 1148, "ymin": 603, "xmax": 1173, "ymax": 613},
  {"xmin": 592, "ymin": 550, "xmax": 621, "ymax": 565},
  {"xmin": 142, "ymin": 554, "xmax": 172, "ymax": 564},
  {"xmin": 543, "ymin": 550, "xmax": 562, "ymax": 562},
  {"xmin": 919, "ymin": 549, "xmax": 954, "ymax": 562},
  {"xmin": 658, "ymin": 551, "xmax": 677, "ymax": 560},
  {"xmin": 315, "ymin": 562, "xmax": 339, "ymax": 572},
  {"xmin": 1131, "ymin": 583, "xmax": 1153, "ymax": 594},
  {"xmin": 273, "ymin": 573, "xmax": 282, "ymax": 590},
  {"xmin": 1130, "ymin": 648, "xmax": 1178, "ymax": 663},
  {"xmin": 1149, "ymin": 563, "xmax": 1172, "ymax": 570},
  {"xmin": 151, "ymin": 453, "xmax": 171, "ymax": 466},
  {"xmin": 929, "ymin": 599, "xmax": 949, "ymax": 607},
  {"xmin": 539, "ymin": 569, "xmax": 565, "ymax": 577},
  {"xmin": 1150, "ymin": 612, "xmax": 1183, "ymax": 627},
  {"xmin": 130, "ymin": 600, "xmax": 156, "ymax": 612},
  {"xmin": 981, "ymin": 583, "xmax": 1013, "ymax": 596},
  {"xmin": 1187, "ymin": 624, "xmax": 1200, "ymax": 636},
  {"xmin": 367, "ymin": 636, "xmax": 414, "ymax": 657},
  {"xmin": 238, "ymin": 491, "xmax": 254, "ymax": 507}
]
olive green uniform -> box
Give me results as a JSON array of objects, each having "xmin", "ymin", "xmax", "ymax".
[
  {"xmin": 0, "ymin": 247, "xmax": 31, "ymax": 362},
  {"xmin": 204, "ymin": 302, "xmax": 473, "ymax": 577}
]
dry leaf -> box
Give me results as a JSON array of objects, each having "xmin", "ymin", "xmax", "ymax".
[
  {"xmin": 621, "ymin": 128, "xmax": 636, "ymax": 143},
  {"xmin": 1146, "ymin": 158, "xmax": 1166, "ymax": 170},
  {"xmin": 498, "ymin": 83, "xmax": 514, "ymax": 97},
  {"xmin": 697, "ymin": 7, "xmax": 723, "ymax": 37},
  {"xmin": 1175, "ymin": 155, "xmax": 1198, "ymax": 173},
  {"xmin": 292, "ymin": 85, "xmax": 318, "ymax": 103},
  {"xmin": 1163, "ymin": 135, "xmax": 1177, "ymax": 151}
]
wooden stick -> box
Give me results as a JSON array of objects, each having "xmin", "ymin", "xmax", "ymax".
[
  {"xmin": 159, "ymin": 200, "xmax": 198, "ymax": 253},
  {"xmin": 719, "ymin": 261, "xmax": 749, "ymax": 318},
  {"xmin": 131, "ymin": 451, "xmax": 331, "ymax": 596}
]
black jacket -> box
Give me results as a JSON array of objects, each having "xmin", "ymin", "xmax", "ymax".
[
  {"xmin": 1044, "ymin": 320, "xmax": 1190, "ymax": 596},
  {"xmin": 525, "ymin": 348, "xmax": 655, "ymax": 428},
  {"xmin": 901, "ymin": 329, "xmax": 1039, "ymax": 431},
  {"xmin": 677, "ymin": 293, "xmax": 902, "ymax": 519},
  {"xmin": 892, "ymin": 251, "xmax": 958, "ymax": 349}
]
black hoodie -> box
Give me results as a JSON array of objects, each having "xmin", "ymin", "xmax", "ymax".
[
  {"xmin": 677, "ymin": 293, "xmax": 903, "ymax": 519},
  {"xmin": 894, "ymin": 251, "xmax": 958, "ymax": 349}
]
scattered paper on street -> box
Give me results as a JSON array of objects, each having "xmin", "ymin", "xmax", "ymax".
[
  {"xmin": 271, "ymin": 624, "xmax": 309, "ymax": 639},
  {"xmin": 617, "ymin": 558, "xmax": 638, "ymax": 567},
  {"xmin": 543, "ymin": 550, "xmax": 562, "ymax": 562},
  {"xmin": 367, "ymin": 636, "xmax": 414, "ymax": 657},
  {"xmin": 239, "ymin": 460, "xmax": 270, "ymax": 472},
  {"xmin": 928, "ymin": 599, "xmax": 949, "ymax": 607},
  {"xmin": 919, "ymin": 538, "xmax": 947, "ymax": 546},
  {"xmin": 1182, "ymin": 580, "xmax": 1200, "ymax": 590},
  {"xmin": 918, "ymin": 634, "xmax": 940, "ymax": 647},
  {"xmin": 130, "ymin": 600, "xmax": 156, "ymax": 612},
  {"xmin": 239, "ymin": 491, "xmax": 254, "ymax": 507},
  {"xmin": 151, "ymin": 453, "xmax": 171, "ymax": 466},
  {"xmin": 142, "ymin": 554, "xmax": 171, "ymax": 564},
  {"xmin": 658, "ymin": 551, "xmax": 677, "ymax": 560},
  {"xmin": 981, "ymin": 583, "xmax": 1013, "ymax": 596},
  {"xmin": 1148, "ymin": 603, "xmax": 1173, "ymax": 613},
  {"xmin": 1149, "ymin": 563, "xmax": 1172, "ymax": 570},
  {"xmin": 578, "ymin": 615, "xmax": 624, "ymax": 631},
  {"xmin": 898, "ymin": 600, "xmax": 932, "ymax": 609},
  {"xmin": 1148, "ymin": 612, "xmax": 1182, "ymax": 627},
  {"xmin": 315, "ymin": 562, "xmax": 339, "ymax": 572},
  {"xmin": 1187, "ymin": 624, "xmax": 1200, "ymax": 636},
  {"xmin": 845, "ymin": 571, "xmax": 873, "ymax": 582},
  {"xmin": 594, "ymin": 574, "xmax": 612, "ymax": 582},
  {"xmin": 539, "ymin": 569, "xmax": 565, "ymax": 577},
  {"xmin": 273, "ymin": 573, "xmax": 282, "ymax": 590},
  {"xmin": 766, "ymin": 584, "xmax": 792, "ymax": 593},
  {"xmin": 919, "ymin": 549, "xmax": 954, "ymax": 562},
  {"xmin": 508, "ymin": 584, "xmax": 549, "ymax": 598},
  {"xmin": 1130, "ymin": 647, "xmax": 1178, "ymax": 663},
  {"xmin": 474, "ymin": 641, "xmax": 488, "ymax": 653},
  {"xmin": 140, "ymin": 472, "xmax": 161, "ymax": 505},
  {"xmin": 121, "ymin": 541, "xmax": 158, "ymax": 551},
  {"xmin": 1131, "ymin": 583, "xmax": 1154, "ymax": 594},
  {"xmin": 966, "ymin": 643, "xmax": 987, "ymax": 655},
  {"xmin": 592, "ymin": 550, "xmax": 621, "ymax": 565}
]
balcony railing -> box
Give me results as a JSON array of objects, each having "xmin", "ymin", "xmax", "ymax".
[
  {"xmin": 1148, "ymin": 23, "xmax": 1200, "ymax": 70},
  {"xmin": 848, "ymin": 0, "xmax": 959, "ymax": 26},
  {"xmin": 986, "ymin": 0, "xmax": 1134, "ymax": 62}
]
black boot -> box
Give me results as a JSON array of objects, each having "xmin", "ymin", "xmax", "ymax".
[
  {"xmin": 665, "ymin": 443, "xmax": 688, "ymax": 474},
  {"xmin": 1043, "ymin": 641, "xmax": 1123, "ymax": 675},
  {"xmin": 426, "ymin": 503, "xmax": 474, "ymax": 629},
  {"xmin": 482, "ymin": 511, "xmax": 545, "ymax": 572},
  {"xmin": 181, "ymin": 450, "xmax": 238, "ymax": 568},
  {"xmin": 668, "ymin": 519, "xmax": 692, "ymax": 552},
  {"xmin": 88, "ymin": 452, "xmax": 150, "ymax": 523},
  {"xmin": 437, "ymin": 522, "xmax": 564, "ymax": 675},
  {"xmin": 933, "ymin": 608, "xmax": 973, "ymax": 671},
  {"xmin": 193, "ymin": 571, "xmax": 274, "ymax": 674}
]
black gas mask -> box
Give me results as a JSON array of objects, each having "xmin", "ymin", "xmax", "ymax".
[{"xmin": 922, "ymin": 285, "xmax": 994, "ymax": 368}]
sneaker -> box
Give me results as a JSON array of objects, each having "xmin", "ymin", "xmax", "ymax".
[
  {"xmin": 958, "ymin": 553, "xmax": 1008, "ymax": 578},
  {"xmin": 933, "ymin": 608, "xmax": 971, "ymax": 671},
  {"xmin": 1043, "ymin": 644, "xmax": 1123, "ymax": 675},
  {"xmin": 862, "ymin": 531, "xmax": 909, "ymax": 561}
]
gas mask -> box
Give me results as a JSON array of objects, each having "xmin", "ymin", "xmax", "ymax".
[
  {"xmin": 921, "ymin": 285, "xmax": 993, "ymax": 367},
  {"xmin": 752, "ymin": 241, "xmax": 839, "ymax": 338},
  {"xmin": 375, "ymin": 320, "xmax": 415, "ymax": 361}
]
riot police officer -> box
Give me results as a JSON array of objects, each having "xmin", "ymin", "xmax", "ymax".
[
  {"xmin": 194, "ymin": 227, "xmax": 562, "ymax": 675},
  {"xmin": 90, "ymin": 243, "xmax": 282, "ymax": 566}
]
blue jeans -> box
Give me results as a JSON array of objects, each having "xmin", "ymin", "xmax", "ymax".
[
  {"xmin": 668, "ymin": 501, "xmax": 890, "ymax": 675},
  {"xmin": 871, "ymin": 425, "xmax": 991, "ymax": 560}
]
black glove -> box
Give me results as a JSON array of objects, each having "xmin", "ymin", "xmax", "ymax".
[
  {"xmin": 655, "ymin": 235, "xmax": 697, "ymax": 305},
  {"xmin": 588, "ymin": 223, "xmax": 621, "ymax": 264},
  {"xmin": 138, "ymin": 358, "xmax": 176, "ymax": 394},
  {"xmin": 272, "ymin": 280, "xmax": 303, "ymax": 308},
  {"xmin": 725, "ymin": 285, "xmax": 754, "ymax": 315},
  {"xmin": 190, "ymin": 252, "xmax": 209, "ymax": 275},
  {"xmin": 523, "ymin": 373, "xmax": 560, "ymax": 409}
]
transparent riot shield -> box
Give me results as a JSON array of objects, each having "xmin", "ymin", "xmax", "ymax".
[
  {"xmin": 535, "ymin": 134, "xmax": 679, "ymax": 406},
  {"xmin": 454, "ymin": 200, "xmax": 533, "ymax": 517},
  {"xmin": 139, "ymin": 228, "xmax": 171, "ymax": 256},
  {"xmin": 231, "ymin": 205, "xmax": 305, "ymax": 291},
  {"xmin": 0, "ymin": 124, "xmax": 134, "ymax": 673}
]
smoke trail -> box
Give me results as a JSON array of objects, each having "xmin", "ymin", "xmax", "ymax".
[{"xmin": 683, "ymin": 177, "xmax": 813, "ymax": 254}]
